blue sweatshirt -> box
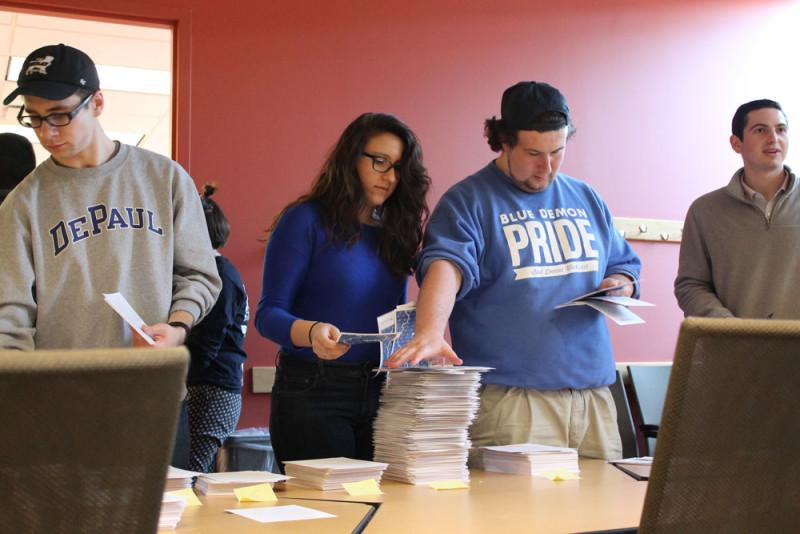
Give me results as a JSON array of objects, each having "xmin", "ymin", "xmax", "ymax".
[
  {"xmin": 255, "ymin": 202, "xmax": 407, "ymax": 363},
  {"xmin": 186, "ymin": 255, "xmax": 248, "ymax": 392},
  {"xmin": 418, "ymin": 162, "xmax": 641, "ymax": 390}
]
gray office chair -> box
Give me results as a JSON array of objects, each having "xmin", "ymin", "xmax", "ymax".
[
  {"xmin": 640, "ymin": 318, "xmax": 800, "ymax": 533},
  {"xmin": 0, "ymin": 347, "xmax": 189, "ymax": 534},
  {"xmin": 628, "ymin": 364, "xmax": 671, "ymax": 455}
]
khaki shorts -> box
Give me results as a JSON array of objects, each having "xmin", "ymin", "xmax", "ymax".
[{"xmin": 469, "ymin": 384, "xmax": 622, "ymax": 466}]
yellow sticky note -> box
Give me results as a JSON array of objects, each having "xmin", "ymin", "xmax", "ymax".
[
  {"xmin": 540, "ymin": 469, "xmax": 581, "ymax": 481},
  {"xmin": 342, "ymin": 479, "xmax": 383, "ymax": 496},
  {"xmin": 234, "ymin": 483, "xmax": 278, "ymax": 503},
  {"xmin": 429, "ymin": 480, "xmax": 469, "ymax": 490},
  {"xmin": 166, "ymin": 488, "xmax": 202, "ymax": 506}
]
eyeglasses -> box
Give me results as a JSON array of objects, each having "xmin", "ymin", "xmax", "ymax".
[
  {"xmin": 362, "ymin": 152, "xmax": 402, "ymax": 174},
  {"xmin": 17, "ymin": 93, "xmax": 94, "ymax": 129}
]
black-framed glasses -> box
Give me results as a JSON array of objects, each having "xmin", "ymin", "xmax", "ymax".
[
  {"xmin": 17, "ymin": 93, "xmax": 94, "ymax": 129},
  {"xmin": 362, "ymin": 152, "xmax": 401, "ymax": 174}
]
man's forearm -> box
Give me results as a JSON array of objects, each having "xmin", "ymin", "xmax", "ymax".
[{"xmin": 416, "ymin": 259, "xmax": 462, "ymax": 336}]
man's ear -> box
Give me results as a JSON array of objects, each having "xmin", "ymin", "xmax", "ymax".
[
  {"xmin": 730, "ymin": 134, "xmax": 742, "ymax": 154},
  {"xmin": 91, "ymin": 90, "xmax": 105, "ymax": 117}
]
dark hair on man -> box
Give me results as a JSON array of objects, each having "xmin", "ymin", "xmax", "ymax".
[
  {"xmin": 731, "ymin": 99, "xmax": 785, "ymax": 140},
  {"xmin": 484, "ymin": 112, "xmax": 576, "ymax": 152},
  {"xmin": 199, "ymin": 184, "xmax": 231, "ymax": 249},
  {"xmin": 272, "ymin": 112, "xmax": 431, "ymax": 278},
  {"xmin": 0, "ymin": 133, "xmax": 36, "ymax": 205}
]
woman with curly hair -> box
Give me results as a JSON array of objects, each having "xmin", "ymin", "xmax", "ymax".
[{"xmin": 255, "ymin": 112, "xmax": 430, "ymax": 469}]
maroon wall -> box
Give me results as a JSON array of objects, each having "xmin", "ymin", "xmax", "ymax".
[{"xmin": 9, "ymin": 0, "xmax": 799, "ymax": 427}]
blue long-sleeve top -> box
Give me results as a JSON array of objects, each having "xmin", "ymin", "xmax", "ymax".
[
  {"xmin": 186, "ymin": 255, "xmax": 248, "ymax": 392},
  {"xmin": 255, "ymin": 201, "xmax": 407, "ymax": 363},
  {"xmin": 418, "ymin": 162, "xmax": 641, "ymax": 390}
]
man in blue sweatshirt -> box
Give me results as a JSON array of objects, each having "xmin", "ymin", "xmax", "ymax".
[{"xmin": 389, "ymin": 82, "xmax": 641, "ymax": 461}]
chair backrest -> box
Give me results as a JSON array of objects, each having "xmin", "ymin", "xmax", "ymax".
[
  {"xmin": 609, "ymin": 369, "xmax": 640, "ymax": 458},
  {"xmin": 0, "ymin": 347, "xmax": 188, "ymax": 534},
  {"xmin": 628, "ymin": 363, "xmax": 672, "ymax": 455},
  {"xmin": 640, "ymin": 318, "xmax": 800, "ymax": 533}
]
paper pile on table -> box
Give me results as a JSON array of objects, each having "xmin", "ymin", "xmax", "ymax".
[
  {"xmin": 157, "ymin": 493, "xmax": 186, "ymax": 531},
  {"xmin": 373, "ymin": 366, "xmax": 489, "ymax": 484},
  {"xmin": 165, "ymin": 465, "xmax": 199, "ymax": 491},
  {"xmin": 284, "ymin": 457, "xmax": 389, "ymax": 490},
  {"xmin": 481, "ymin": 443, "xmax": 579, "ymax": 476},
  {"xmin": 195, "ymin": 471, "xmax": 288, "ymax": 495}
]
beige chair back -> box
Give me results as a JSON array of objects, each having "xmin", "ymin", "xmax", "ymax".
[
  {"xmin": 0, "ymin": 347, "xmax": 188, "ymax": 534},
  {"xmin": 640, "ymin": 318, "xmax": 800, "ymax": 533}
]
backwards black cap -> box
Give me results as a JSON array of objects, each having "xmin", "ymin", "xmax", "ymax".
[
  {"xmin": 3, "ymin": 44, "xmax": 99, "ymax": 106},
  {"xmin": 500, "ymin": 81, "xmax": 570, "ymax": 131}
]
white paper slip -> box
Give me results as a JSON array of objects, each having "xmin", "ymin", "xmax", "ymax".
[
  {"xmin": 610, "ymin": 456, "xmax": 653, "ymax": 465},
  {"xmin": 554, "ymin": 281, "xmax": 654, "ymax": 326},
  {"xmin": 563, "ymin": 278, "xmax": 641, "ymax": 301},
  {"xmin": 591, "ymin": 296, "xmax": 655, "ymax": 307},
  {"xmin": 575, "ymin": 300, "xmax": 646, "ymax": 326},
  {"xmin": 225, "ymin": 505, "xmax": 335, "ymax": 524},
  {"xmin": 167, "ymin": 466, "xmax": 202, "ymax": 478},
  {"xmin": 337, "ymin": 332, "xmax": 400, "ymax": 345},
  {"xmin": 103, "ymin": 292, "xmax": 155, "ymax": 344}
]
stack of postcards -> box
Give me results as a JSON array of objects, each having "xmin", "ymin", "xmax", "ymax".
[
  {"xmin": 481, "ymin": 443, "xmax": 579, "ymax": 476},
  {"xmin": 164, "ymin": 466, "xmax": 198, "ymax": 491},
  {"xmin": 194, "ymin": 471, "xmax": 288, "ymax": 495},
  {"xmin": 373, "ymin": 366, "xmax": 489, "ymax": 484},
  {"xmin": 284, "ymin": 457, "xmax": 389, "ymax": 490},
  {"xmin": 157, "ymin": 493, "xmax": 186, "ymax": 531}
]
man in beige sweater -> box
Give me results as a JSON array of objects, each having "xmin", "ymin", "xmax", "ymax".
[{"xmin": 675, "ymin": 99, "xmax": 796, "ymax": 318}]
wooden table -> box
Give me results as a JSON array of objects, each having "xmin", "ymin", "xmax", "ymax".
[
  {"xmin": 171, "ymin": 496, "xmax": 373, "ymax": 533},
  {"xmin": 171, "ymin": 460, "xmax": 646, "ymax": 533},
  {"xmin": 281, "ymin": 459, "xmax": 647, "ymax": 533}
]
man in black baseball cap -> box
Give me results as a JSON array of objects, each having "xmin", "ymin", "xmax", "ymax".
[
  {"xmin": 0, "ymin": 44, "xmax": 221, "ymax": 470},
  {"xmin": 389, "ymin": 81, "xmax": 641, "ymax": 463}
]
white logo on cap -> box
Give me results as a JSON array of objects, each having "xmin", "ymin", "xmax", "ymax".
[
  {"xmin": 25, "ymin": 55, "xmax": 55, "ymax": 76},
  {"xmin": 80, "ymin": 78, "xmax": 86, "ymax": 86}
]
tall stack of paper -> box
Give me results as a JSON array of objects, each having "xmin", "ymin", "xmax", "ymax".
[
  {"xmin": 481, "ymin": 443, "xmax": 579, "ymax": 476},
  {"xmin": 158, "ymin": 493, "xmax": 186, "ymax": 531},
  {"xmin": 284, "ymin": 457, "xmax": 389, "ymax": 490},
  {"xmin": 195, "ymin": 471, "xmax": 288, "ymax": 495},
  {"xmin": 373, "ymin": 366, "xmax": 489, "ymax": 484},
  {"xmin": 165, "ymin": 466, "xmax": 199, "ymax": 491}
]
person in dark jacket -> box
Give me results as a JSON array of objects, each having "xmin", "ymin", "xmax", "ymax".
[
  {"xmin": 0, "ymin": 132, "xmax": 36, "ymax": 204},
  {"xmin": 186, "ymin": 184, "xmax": 249, "ymax": 472}
]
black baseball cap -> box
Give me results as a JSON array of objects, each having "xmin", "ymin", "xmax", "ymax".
[
  {"xmin": 501, "ymin": 81, "xmax": 570, "ymax": 131},
  {"xmin": 3, "ymin": 44, "xmax": 99, "ymax": 106}
]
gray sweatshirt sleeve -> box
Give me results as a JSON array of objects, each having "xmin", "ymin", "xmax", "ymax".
[
  {"xmin": 0, "ymin": 193, "xmax": 36, "ymax": 350},
  {"xmin": 170, "ymin": 167, "xmax": 222, "ymax": 324},
  {"xmin": 674, "ymin": 204, "xmax": 734, "ymax": 318}
]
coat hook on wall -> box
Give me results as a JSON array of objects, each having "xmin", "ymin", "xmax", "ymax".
[{"xmin": 613, "ymin": 217, "xmax": 683, "ymax": 243}]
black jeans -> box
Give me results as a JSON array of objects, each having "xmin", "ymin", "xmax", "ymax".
[{"xmin": 269, "ymin": 354, "xmax": 385, "ymax": 473}]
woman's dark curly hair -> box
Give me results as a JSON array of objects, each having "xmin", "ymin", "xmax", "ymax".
[{"xmin": 272, "ymin": 112, "xmax": 431, "ymax": 278}]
